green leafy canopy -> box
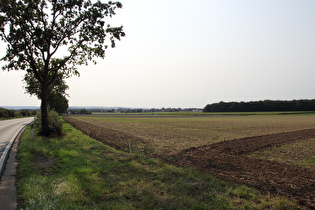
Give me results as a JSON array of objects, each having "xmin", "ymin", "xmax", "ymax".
[
  {"xmin": 0, "ymin": 0, "xmax": 125, "ymax": 77},
  {"xmin": 0, "ymin": 0, "xmax": 125, "ymax": 135}
]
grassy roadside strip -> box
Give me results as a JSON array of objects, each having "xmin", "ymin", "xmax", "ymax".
[{"xmin": 17, "ymin": 121, "xmax": 302, "ymax": 209}]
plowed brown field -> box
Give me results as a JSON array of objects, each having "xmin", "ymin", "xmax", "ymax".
[
  {"xmin": 64, "ymin": 116, "xmax": 315, "ymax": 208},
  {"xmin": 175, "ymin": 130, "xmax": 315, "ymax": 209}
]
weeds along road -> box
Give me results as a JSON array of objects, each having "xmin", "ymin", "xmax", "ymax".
[{"xmin": 0, "ymin": 117, "xmax": 33, "ymax": 158}]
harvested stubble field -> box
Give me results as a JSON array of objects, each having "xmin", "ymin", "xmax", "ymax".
[{"xmin": 64, "ymin": 113, "xmax": 315, "ymax": 208}]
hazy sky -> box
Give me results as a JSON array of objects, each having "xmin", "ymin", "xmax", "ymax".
[{"xmin": 1, "ymin": 0, "xmax": 315, "ymax": 108}]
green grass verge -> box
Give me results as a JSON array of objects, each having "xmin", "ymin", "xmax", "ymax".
[{"xmin": 17, "ymin": 121, "xmax": 302, "ymax": 209}]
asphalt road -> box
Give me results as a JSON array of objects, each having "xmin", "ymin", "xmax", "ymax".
[
  {"xmin": 0, "ymin": 117, "xmax": 33, "ymax": 157},
  {"xmin": 0, "ymin": 117, "xmax": 33, "ymax": 209}
]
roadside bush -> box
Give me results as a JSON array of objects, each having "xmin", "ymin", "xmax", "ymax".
[
  {"xmin": 0, "ymin": 108, "xmax": 16, "ymax": 118},
  {"xmin": 0, "ymin": 108, "xmax": 5, "ymax": 118},
  {"xmin": 34, "ymin": 110, "xmax": 63, "ymax": 136},
  {"xmin": 19, "ymin": 109, "xmax": 32, "ymax": 117}
]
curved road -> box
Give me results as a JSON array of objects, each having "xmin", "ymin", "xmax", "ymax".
[{"xmin": 0, "ymin": 117, "xmax": 33, "ymax": 164}]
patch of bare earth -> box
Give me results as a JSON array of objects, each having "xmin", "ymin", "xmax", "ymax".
[
  {"xmin": 64, "ymin": 117, "xmax": 315, "ymax": 209},
  {"xmin": 33, "ymin": 153, "xmax": 55, "ymax": 175},
  {"xmin": 64, "ymin": 117, "xmax": 149, "ymax": 152}
]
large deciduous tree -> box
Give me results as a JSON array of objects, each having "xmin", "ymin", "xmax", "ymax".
[
  {"xmin": 0, "ymin": 0, "xmax": 125, "ymax": 136},
  {"xmin": 24, "ymin": 64, "xmax": 70, "ymax": 115}
]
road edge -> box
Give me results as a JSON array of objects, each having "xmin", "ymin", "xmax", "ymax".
[
  {"xmin": 0, "ymin": 124, "xmax": 29, "ymax": 178},
  {"xmin": 0, "ymin": 124, "xmax": 29, "ymax": 210}
]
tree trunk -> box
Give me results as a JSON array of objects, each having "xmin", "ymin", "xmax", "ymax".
[{"xmin": 40, "ymin": 82, "xmax": 50, "ymax": 136}]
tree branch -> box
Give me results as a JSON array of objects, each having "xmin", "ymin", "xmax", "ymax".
[{"xmin": 49, "ymin": 15, "xmax": 85, "ymax": 58}]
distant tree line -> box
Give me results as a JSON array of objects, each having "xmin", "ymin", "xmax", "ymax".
[
  {"xmin": 0, "ymin": 107, "xmax": 37, "ymax": 119},
  {"xmin": 203, "ymin": 99, "xmax": 315, "ymax": 112},
  {"xmin": 67, "ymin": 107, "xmax": 203, "ymax": 115},
  {"xmin": 68, "ymin": 109, "xmax": 92, "ymax": 115}
]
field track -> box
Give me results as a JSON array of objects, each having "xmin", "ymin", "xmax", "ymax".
[
  {"xmin": 175, "ymin": 129, "xmax": 315, "ymax": 208},
  {"xmin": 64, "ymin": 117, "xmax": 315, "ymax": 208}
]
